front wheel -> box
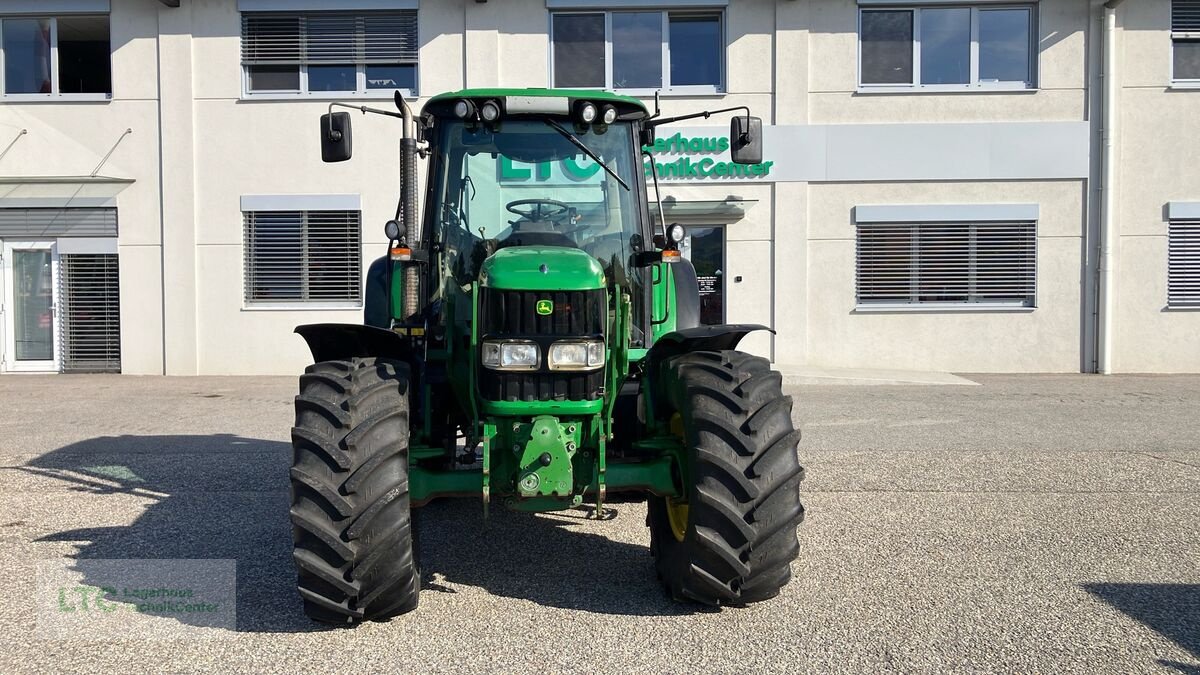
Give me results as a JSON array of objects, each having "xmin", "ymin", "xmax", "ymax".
[
  {"xmin": 649, "ymin": 350, "xmax": 805, "ymax": 605},
  {"xmin": 289, "ymin": 358, "xmax": 420, "ymax": 624}
]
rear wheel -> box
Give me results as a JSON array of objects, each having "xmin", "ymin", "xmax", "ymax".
[
  {"xmin": 649, "ymin": 350, "xmax": 805, "ymax": 605},
  {"xmin": 290, "ymin": 358, "xmax": 420, "ymax": 624}
]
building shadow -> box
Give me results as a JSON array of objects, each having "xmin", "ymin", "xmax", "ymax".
[
  {"xmin": 20, "ymin": 433, "xmax": 690, "ymax": 633},
  {"xmin": 1082, "ymin": 582, "xmax": 1200, "ymax": 673}
]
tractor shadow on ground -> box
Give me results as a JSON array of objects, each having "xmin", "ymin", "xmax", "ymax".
[
  {"xmin": 20, "ymin": 434, "xmax": 696, "ymax": 634},
  {"xmin": 417, "ymin": 500, "xmax": 700, "ymax": 617},
  {"xmin": 21, "ymin": 434, "xmax": 319, "ymax": 633},
  {"xmin": 1082, "ymin": 582, "xmax": 1200, "ymax": 673}
]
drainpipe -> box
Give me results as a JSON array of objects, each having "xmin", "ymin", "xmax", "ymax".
[{"xmin": 1098, "ymin": 0, "xmax": 1125, "ymax": 374}]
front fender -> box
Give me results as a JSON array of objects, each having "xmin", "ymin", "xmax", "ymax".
[
  {"xmin": 645, "ymin": 324, "xmax": 774, "ymax": 417},
  {"xmin": 295, "ymin": 323, "xmax": 413, "ymax": 363},
  {"xmin": 647, "ymin": 323, "xmax": 773, "ymax": 368}
]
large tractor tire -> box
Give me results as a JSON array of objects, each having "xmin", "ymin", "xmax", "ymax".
[
  {"xmin": 649, "ymin": 350, "xmax": 805, "ymax": 605},
  {"xmin": 289, "ymin": 357, "xmax": 420, "ymax": 624}
]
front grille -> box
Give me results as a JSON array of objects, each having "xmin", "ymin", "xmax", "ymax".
[{"xmin": 479, "ymin": 288, "xmax": 607, "ymax": 402}]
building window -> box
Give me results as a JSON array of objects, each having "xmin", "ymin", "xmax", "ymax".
[
  {"xmin": 0, "ymin": 15, "xmax": 111, "ymax": 97},
  {"xmin": 1173, "ymin": 0, "xmax": 1200, "ymax": 82},
  {"xmin": 856, "ymin": 221, "xmax": 1037, "ymax": 307},
  {"xmin": 241, "ymin": 11, "xmax": 418, "ymax": 97},
  {"xmin": 551, "ymin": 11, "xmax": 723, "ymax": 93},
  {"xmin": 1169, "ymin": 220, "xmax": 1200, "ymax": 307},
  {"xmin": 243, "ymin": 210, "xmax": 362, "ymax": 305},
  {"xmin": 859, "ymin": 5, "xmax": 1035, "ymax": 90},
  {"xmin": 60, "ymin": 253, "xmax": 121, "ymax": 373}
]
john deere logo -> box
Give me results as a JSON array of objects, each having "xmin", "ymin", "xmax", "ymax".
[{"xmin": 536, "ymin": 300, "xmax": 553, "ymax": 316}]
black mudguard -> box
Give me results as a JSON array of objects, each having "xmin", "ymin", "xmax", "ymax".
[
  {"xmin": 670, "ymin": 258, "xmax": 702, "ymax": 331},
  {"xmin": 645, "ymin": 324, "xmax": 774, "ymax": 418},
  {"xmin": 295, "ymin": 323, "xmax": 413, "ymax": 364},
  {"xmin": 364, "ymin": 256, "xmax": 391, "ymax": 329}
]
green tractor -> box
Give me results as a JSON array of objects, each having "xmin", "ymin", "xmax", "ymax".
[{"xmin": 290, "ymin": 88, "xmax": 804, "ymax": 623}]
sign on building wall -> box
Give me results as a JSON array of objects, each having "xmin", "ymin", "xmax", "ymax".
[
  {"xmin": 643, "ymin": 131, "xmax": 776, "ymax": 181},
  {"xmin": 492, "ymin": 122, "xmax": 1091, "ymax": 186}
]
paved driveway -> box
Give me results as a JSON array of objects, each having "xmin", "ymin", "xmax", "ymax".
[{"xmin": 0, "ymin": 374, "xmax": 1197, "ymax": 672}]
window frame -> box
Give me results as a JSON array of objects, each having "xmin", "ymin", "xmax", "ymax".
[
  {"xmin": 240, "ymin": 11, "xmax": 419, "ymax": 101},
  {"xmin": 856, "ymin": 4, "xmax": 1038, "ymax": 94},
  {"xmin": 854, "ymin": 220, "xmax": 1039, "ymax": 311},
  {"xmin": 0, "ymin": 14, "xmax": 112, "ymax": 102},
  {"xmin": 242, "ymin": 208, "xmax": 364, "ymax": 310},
  {"xmin": 1171, "ymin": 0, "xmax": 1200, "ymax": 86},
  {"xmin": 548, "ymin": 9, "xmax": 726, "ymax": 96}
]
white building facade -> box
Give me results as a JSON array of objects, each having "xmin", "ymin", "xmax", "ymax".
[{"xmin": 0, "ymin": 0, "xmax": 1195, "ymax": 375}]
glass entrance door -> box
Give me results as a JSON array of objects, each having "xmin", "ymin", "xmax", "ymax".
[
  {"xmin": 2, "ymin": 241, "xmax": 60, "ymax": 372},
  {"xmin": 678, "ymin": 226, "xmax": 725, "ymax": 325}
]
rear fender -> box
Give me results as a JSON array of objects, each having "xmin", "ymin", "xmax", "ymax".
[{"xmin": 295, "ymin": 323, "xmax": 413, "ymax": 364}]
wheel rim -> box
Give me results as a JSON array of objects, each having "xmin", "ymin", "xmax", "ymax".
[{"xmin": 666, "ymin": 497, "xmax": 689, "ymax": 542}]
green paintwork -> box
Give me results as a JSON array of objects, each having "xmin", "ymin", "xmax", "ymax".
[
  {"xmin": 410, "ymin": 466, "xmax": 482, "ymax": 505},
  {"xmin": 513, "ymin": 416, "xmax": 578, "ymax": 498},
  {"xmin": 481, "ymin": 399, "xmax": 604, "ymax": 416},
  {"xmin": 649, "ymin": 261, "xmax": 678, "ymax": 343},
  {"xmin": 426, "ymin": 87, "xmax": 649, "ymax": 115},
  {"xmin": 389, "ymin": 259, "xmax": 405, "ymax": 320},
  {"xmin": 601, "ymin": 457, "xmax": 677, "ymax": 497},
  {"xmin": 479, "ymin": 247, "xmax": 606, "ymax": 291}
]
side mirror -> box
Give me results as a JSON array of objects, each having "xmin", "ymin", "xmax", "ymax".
[
  {"xmin": 730, "ymin": 115, "xmax": 762, "ymax": 165},
  {"xmin": 320, "ymin": 112, "xmax": 353, "ymax": 163}
]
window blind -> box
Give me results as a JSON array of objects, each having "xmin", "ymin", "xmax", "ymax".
[
  {"xmin": 244, "ymin": 210, "xmax": 362, "ymax": 304},
  {"xmin": 241, "ymin": 12, "xmax": 419, "ymax": 65},
  {"xmin": 1174, "ymin": 0, "xmax": 1200, "ymax": 32},
  {"xmin": 1169, "ymin": 220, "xmax": 1200, "ymax": 307},
  {"xmin": 0, "ymin": 207, "xmax": 117, "ymax": 238},
  {"xmin": 59, "ymin": 253, "xmax": 121, "ymax": 373},
  {"xmin": 856, "ymin": 221, "xmax": 1037, "ymax": 305}
]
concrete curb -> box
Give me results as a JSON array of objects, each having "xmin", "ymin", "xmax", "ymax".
[{"xmin": 773, "ymin": 364, "xmax": 980, "ymax": 386}]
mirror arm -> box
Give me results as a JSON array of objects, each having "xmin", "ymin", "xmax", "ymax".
[
  {"xmin": 327, "ymin": 101, "xmax": 405, "ymax": 121},
  {"xmin": 645, "ymin": 105, "xmax": 751, "ymax": 130}
]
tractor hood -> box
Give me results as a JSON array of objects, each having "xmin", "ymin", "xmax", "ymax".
[{"xmin": 479, "ymin": 247, "xmax": 606, "ymax": 291}]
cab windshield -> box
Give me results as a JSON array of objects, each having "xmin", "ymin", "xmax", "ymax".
[{"xmin": 430, "ymin": 119, "xmax": 645, "ymax": 291}]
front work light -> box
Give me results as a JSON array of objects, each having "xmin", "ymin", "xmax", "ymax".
[
  {"xmin": 666, "ymin": 223, "xmax": 686, "ymax": 247},
  {"xmin": 577, "ymin": 101, "xmax": 597, "ymax": 124},
  {"xmin": 482, "ymin": 340, "xmax": 540, "ymax": 370},
  {"xmin": 480, "ymin": 100, "xmax": 502, "ymax": 122},
  {"xmin": 548, "ymin": 340, "xmax": 605, "ymax": 370},
  {"xmin": 453, "ymin": 99, "xmax": 476, "ymax": 119},
  {"xmin": 601, "ymin": 105, "xmax": 617, "ymax": 125}
]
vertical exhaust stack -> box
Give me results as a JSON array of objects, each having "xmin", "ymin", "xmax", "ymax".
[{"xmin": 395, "ymin": 91, "xmax": 422, "ymax": 322}]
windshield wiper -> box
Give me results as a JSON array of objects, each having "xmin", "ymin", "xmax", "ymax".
[{"xmin": 542, "ymin": 118, "xmax": 629, "ymax": 191}]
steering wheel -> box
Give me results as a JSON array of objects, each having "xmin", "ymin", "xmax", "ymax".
[{"xmin": 506, "ymin": 199, "xmax": 572, "ymax": 223}]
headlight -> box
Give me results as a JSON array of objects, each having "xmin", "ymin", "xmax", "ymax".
[
  {"xmin": 482, "ymin": 340, "xmax": 540, "ymax": 370},
  {"xmin": 548, "ymin": 340, "xmax": 605, "ymax": 370}
]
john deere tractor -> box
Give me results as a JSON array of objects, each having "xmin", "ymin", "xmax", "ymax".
[{"xmin": 290, "ymin": 89, "xmax": 804, "ymax": 623}]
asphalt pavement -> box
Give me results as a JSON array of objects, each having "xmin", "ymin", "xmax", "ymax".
[{"xmin": 0, "ymin": 373, "xmax": 1197, "ymax": 673}]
